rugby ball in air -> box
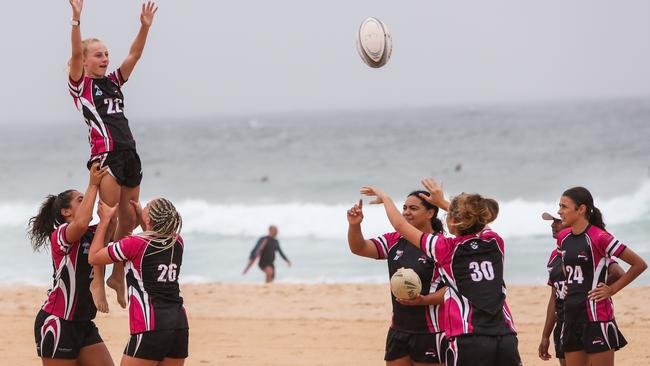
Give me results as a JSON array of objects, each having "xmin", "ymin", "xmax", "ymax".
[
  {"xmin": 356, "ymin": 17, "xmax": 393, "ymax": 68},
  {"xmin": 390, "ymin": 268, "xmax": 422, "ymax": 300}
]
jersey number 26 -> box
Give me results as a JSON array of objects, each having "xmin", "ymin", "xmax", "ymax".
[{"xmin": 157, "ymin": 264, "xmax": 178, "ymax": 282}]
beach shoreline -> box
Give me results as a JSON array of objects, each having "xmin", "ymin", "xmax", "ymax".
[{"xmin": 3, "ymin": 283, "xmax": 649, "ymax": 365}]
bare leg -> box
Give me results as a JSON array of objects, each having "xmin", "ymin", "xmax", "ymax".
[
  {"xmin": 588, "ymin": 350, "xmax": 614, "ymax": 366},
  {"xmin": 40, "ymin": 359, "xmax": 77, "ymax": 366},
  {"xmin": 78, "ymin": 342, "xmax": 115, "ymax": 366},
  {"xmin": 120, "ymin": 355, "xmax": 158, "ymax": 366},
  {"xmin": 413, "ymin": 362, "xmax": 442, "ymax": 366},
  {"xmin": 107, "ymin": 185, "xmax": 140, "ymax": 309},
  {"xmin": 159, "ymin": 358, "xmax": 185, "ymax": 366},
  {"xmin": 387, "ymin": 356, "xmax": 413, "ymax": 366},
  {"xmin": 262, "ymin": 266, "xmax": 275, "ymax": 283},
  {"xmin": 559, "ymin": 357, "xmax": 567, "ymax": 366},
  {"xmin": 565, "ymin": 351, "xmax": 589, "ymax": 366},
  {"xmin": 91, "ymin": 174, "xmax": 122, "ymax": 313}
]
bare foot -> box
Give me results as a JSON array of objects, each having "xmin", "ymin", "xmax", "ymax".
[
  {"xmin": 90, "ymin": 279, "xmax": 109, "ymax": 313},
  {"xmin": 107, "ymin": 276, "xmax": 127, "ymax": 309}
]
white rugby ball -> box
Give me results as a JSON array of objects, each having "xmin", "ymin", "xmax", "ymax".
[
  {"xmin": 390, "ymin": 267, "xmax": 422, "ymax": 300},
  {"xmin": 356, "ymin": 17, "xmax": 393, "ymax": 68}
]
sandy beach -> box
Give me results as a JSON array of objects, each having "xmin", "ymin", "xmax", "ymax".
[{"xmin": 2, "ymin": 284, "xmax": 649, "ymax": 365}]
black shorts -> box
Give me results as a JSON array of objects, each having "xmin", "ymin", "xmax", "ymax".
[
  {"xmin": 553, "ymin": 321, "xmax": 564, "ymax": 359},
  {"xmin": 88, "ymin": 149, "xmax": 142, "ymax": 188},
  {"xmin": 446, "ymin": 334, "xmax": 521, "ymax": 366},
  {"xmin": 124, "ymin": 329, "xmax": 189, "ymax": 361},
  {"xmin": 385, "ymin": 328, "xmax": 447, "ymax": 364},
  {"xmin": 34, "ymin": 310, "xmax": 103, "ymax": 359},
  {"xmin": 561, "ymin": 320, "xmax": 627, "ymax": 354}
]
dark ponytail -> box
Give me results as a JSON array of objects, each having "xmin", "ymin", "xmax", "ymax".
[
  {"xmin": 408, "ymin": 191, "xmax": 445, "ymax": 234},
  {"xmin": 562, "ymin": 187, "xmax": 606, "ymax": 231},
  {"xmin": 27, "ymin": 190, "xmax": 75, "ymax": 252}
]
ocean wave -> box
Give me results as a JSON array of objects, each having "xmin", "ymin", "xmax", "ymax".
[{"xmin": 2, "ymin": 180, "xmax": 649, "ymax": 240}]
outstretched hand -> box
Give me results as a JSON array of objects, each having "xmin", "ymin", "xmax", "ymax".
[
  {"xmin": 97, "ymin": 201, "xmax": 119, "ymax": 222},
  {"xmin": 140, "ymin": 1, "xmax": 158, "ymax": 27},
  {"xmin": 88, "ymin": 162, "xmax": 108, "ymax": 186},
  {"xmin": 420, "ymin": 177, "xmax": 446, "ymax": 207},
  {"xmin": 360, "ymin": 187, "xmax": 387, "ymax": 205},
  {"xmin": 69, "ymin": 0, "xmax": 84, "ymax": 17},
  {"xmin": 346, "ymin": 199, "xmax": 364, "ymax": 225}
]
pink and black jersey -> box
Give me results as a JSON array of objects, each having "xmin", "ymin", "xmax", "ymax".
[
  {"xmin": 371, "ymin": 232, "xmax": 445, "ymax": 334},
  {"xmin": 556, "ymin": 226, "xmax": 626, "ymax": 323},
  {"xmin": 420, "ymin": 230, "xmax": 516, "ymax": 337},
  {"xmin": 546, "ymin": 249, "xmax": 566, "ymax": 321},
  {"xmin": 107, "ymin": 234, "xmax": 188, "ymax": 335},
  {"xmin": 41, "ymin": 224, "xmax": 97, "ymax": 321},
  {"xmin": 68, "ymin": 69, "xmax": 136, "ymax": 157}
]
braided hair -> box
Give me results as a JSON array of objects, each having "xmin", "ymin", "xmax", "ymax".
[{"xmin": 140, "ymin": 198, "xmax": 183, "ymax": 251}]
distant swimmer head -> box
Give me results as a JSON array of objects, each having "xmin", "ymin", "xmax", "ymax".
[
  {"xmin": 143, "ymin": 197, "xmax": 183, "ymax": 238},
  {"xmin": 405, "ymin": 191, "xmax": 444, "ymax": 234},
  {"xmin": 82, "ymin": 38, "xmax": 109, "ymax": 78},
  {"xmin": 447, "ymin": 193, "xmax": 499, "ymax": 236},
  {"xmin": 559, "ymin": 187, "xmax": 605, "ymax": 231},
  {"xmin": 27, "ymin": 189, "xmax": 79, "ymax": 251}
]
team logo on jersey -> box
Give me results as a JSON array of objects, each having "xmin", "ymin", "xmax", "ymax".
[
  {"xmin": 470, "ymin": 242, "xmax": 479, "ymax": 250},
  {"xmin": 424, "ymin": 348, "xmax": 438, "ymax": 357},
  {"xmin": 578, "ymin": 251, "xmax": 589, "ymax": 261},
  {"xmin": 418, "ymin": 256, "xmax": 428, "ymax": 264},
  {"xmin": 393, "ymin": 250, "xmax": 404, "ymax": 260},
  {"xmin": 94, "ymin": 85, "xmax": 103, "ymax": 96},
  {"xmin": 82, "ymin": 241, "xmax": 90, "ymax": 254},
  {"xmin": 592, "ymin": 336, "xmax": 605, "ymax": 345}
]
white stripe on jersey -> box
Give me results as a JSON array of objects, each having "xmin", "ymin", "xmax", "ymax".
[
  {"xmin": 111, "ymin": 242, "xmax": 127, "ymax": 262},
  {"xmin": 57, "ymin": 224, "xmax": 70, "ymax": 253},
  {"xmin": 41, "ymin": 315, "xmax": 62, "ymax": 358},
  {"xmin": 423, "ymin": 234, "xmax": 438, "ymax": 261},
  {"xmin": 376, "ymin": 236, "xmax": 388, "ymax": 258},
  {"xmin": 79, "ymin": 92, "xmax": 111, "ymax": 153},
  {"xmin": 606, "ymin": 238, "xmax": 622, "ymax": 257}
]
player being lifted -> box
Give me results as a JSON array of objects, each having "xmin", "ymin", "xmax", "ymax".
[{"xmin": 67, "ymin": 0, "xmax": 158, "ymax": 310}]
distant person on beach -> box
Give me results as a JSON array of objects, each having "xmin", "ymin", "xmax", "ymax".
[
  {"xmin": 28, "ymin": 164, "xmax": 114, "ymax": 365},
  {"xmin": 362, "ymin": 178, "xmax": 522, "ymax": 366},
  {"xmin": 66, "ymin": 0, "xmax": 159, "ymax": 310},
  {"xmin": 555, "ymin": 187, "xmax": 646, "ymax": 366},
  {"xmin": 243, "ymin": 226, "xmax": 291, "ymax": 283},
  {"xmin": 89, "ymin": 198, "xmax": 188, "ymax": 365},
  {"xmin": 538, "ymin": 212, "xmax": 624, "ymax": 365},
  {"xmin": 347, "ymin": 188, "xmax": 447, "ymax": 366}
]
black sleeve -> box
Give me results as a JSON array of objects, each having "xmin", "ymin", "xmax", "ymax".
[
  {"xmin": 249, "ymin": 238, "xmax": 263, "ymax": 260},
  {"xmin": 276, "ymin": 241, "xmax": 289, "ymax": 262}
]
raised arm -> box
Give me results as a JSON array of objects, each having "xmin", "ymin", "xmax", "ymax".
[
  {"xmin": 120, "ymin": 1, "xmax": 158, "ymax": 81},
  {"xmin": 68, "ymin": 0, "xmax": 84, "ymax": 82},
  {"xmin": 420, "ymin": 177, "xmax": 450, "ymax": 212},
  {"xmin": 88, "ymin": 201, "xmax": 119, "ymax": 266},
  {"xmin": 65, "ymin": 163, "xmax": 108, "ymax": 243},
  {"xmin": 360, "ymin": 187, "xmax": 423, "ymax": 249},
  {"xmin": 347, "ymin": 199, "xmax": 380, "ymax": 259}
]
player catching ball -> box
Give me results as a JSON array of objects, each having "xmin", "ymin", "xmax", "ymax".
[
  {"xmin": 67, "ymin": 0, "xmax": 159, "ymax": 310},
  {"xmin": 362, "ymin": 178, "xmax": 522, "ymax": 366}
]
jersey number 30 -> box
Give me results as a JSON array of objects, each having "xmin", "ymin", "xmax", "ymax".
[
  {"xmin": 469, "ymin": 261, "xmax": 495, "ymax": 282},
  {"xmin": 157, "ymin": 264, "xmax": 178, "ymax": 282}
]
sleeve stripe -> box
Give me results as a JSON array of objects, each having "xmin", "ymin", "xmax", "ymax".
[
  {"xmin": 606, "ymin": 239, "xmax": 622, "ymax": 256},
  {"xmin": 107, "ymin": 246, "xmax": 120, "ymax": 262},
  {"xmin": 374, "ymin": 236, "xmax": 388, "ymax": 258},
  {"xmin": 370, "ymin": 239, "xmax": 384, "ymax": 259},
  {"xmin": 420, "ymin": 233, "xmax": 437, "ymax": 260},
  {"xmin": 109, "ymin": 242, "xmax": 127, "ymax": 261}
]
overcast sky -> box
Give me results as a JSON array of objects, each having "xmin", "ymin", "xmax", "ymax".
[{"xmin": 1, "ymin": 0, "xmax": 649, "ymax": 124}]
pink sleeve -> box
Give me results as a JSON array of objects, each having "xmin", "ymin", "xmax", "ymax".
[
  {"xmin": 50, "ymin": 223, "xmax": 71, "ymax": 255},
  {"xmin": 107, "ymin": 236, "xmax": 143, "ymax": 263},
  {"xmin": 597, "ymin": 231, "xmax": 627, "ymax": 259},
  {"xmin": 107, "ymin": 68, "xmax": 126, "ymax": 87},
  {"xmin": 370, "ymin": 232, "xmax": 401, "ymax": 259},
  {"xmin": 420, "ymin": 232, "xmax": 452, "ymax": 262},
  {"xmin": 68, "ymin": 75, "xmax": 87, "ymax": 98}
]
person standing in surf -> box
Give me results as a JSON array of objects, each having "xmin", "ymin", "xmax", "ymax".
[
  {"xmin": 347, "ymin": 190, "xmax": 447, "ymax": 366},
  {"xmin": 243, "ymin": 225, "xmax": 291, "ymax": 283},
  {"xmin": 66, "ymin": 0, "xmax": 159, "ymax": 310}
]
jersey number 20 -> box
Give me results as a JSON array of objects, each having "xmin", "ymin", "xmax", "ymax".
[{"xmin": 157, "ymin": 264, "xmax": 178, "ymax": 282}]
